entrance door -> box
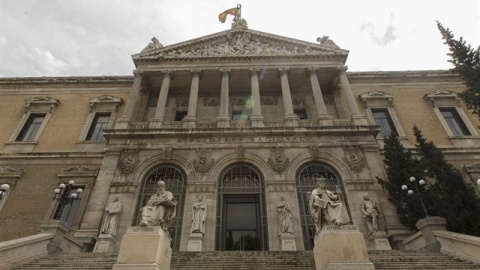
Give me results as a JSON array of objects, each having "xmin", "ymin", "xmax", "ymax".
[{"xmin": 223, "ymin": 195, "xmax": 261, "ymax": 250}]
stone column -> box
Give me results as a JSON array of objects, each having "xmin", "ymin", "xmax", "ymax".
[
  {"xmin": 183, "ymin": 70, "xmax": 201, "ymax": 128},
  {"xmin": 249, "ymin": 68, "xmax": 264, "ymax": 127},
  {"xmin": 150, "ymin": 70, "xmax": 173, "ymax": 128},
  {"xmin": 337, "ymin": 66, "xmax": 367, "ymax": 125},
  {"xmin": 308, "ymin": 67, "xmax": 333, "ymax": 126},
  {"xmin": 116, "ymin": 70, "xmax": 144, "ymax": 129},
  {"xmin": 217, "ymin": 68, "xmax": 231, "ymax": 128},
  {"xmin": 278, "ymin": 67, "xmax": 299, "ymax": 127}
]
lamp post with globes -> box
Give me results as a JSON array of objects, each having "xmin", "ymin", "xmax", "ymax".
[
  {"xmin": 51, "ymin": 180, "xmax": 83, "ymax": 224},
  {"xmin": 401, "ymin": 176, "xmax": 429, "ymax": 217},
  {"xmin": 0, "ymin": 183, "xmax": 10, "ymax": 200}
]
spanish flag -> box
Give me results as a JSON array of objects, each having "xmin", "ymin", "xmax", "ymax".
[{"xmin": 218, "ymin": 7, "xmax": 240, "ymax": 23}]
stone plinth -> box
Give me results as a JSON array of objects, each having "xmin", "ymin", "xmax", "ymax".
[
  {"xmin": 279, "ymin": 233, "xmax": 296, "ymax": 251},
  {"xmin": 187, "ymin": 233, "xmax": 203, "ymax": 251},
  {"xmin": 313, "ymin": 225, "xmax": 375, "ymax": 270},
  {"xmin": 113, "ymin": 227, "xmax": 172, "ymax": 270},
  {"xmin": 93, "ymin": 234, "xmax": 116, "ymax": 253},
  {"xmin": 415, "ymin": 216, "xmax": 446, "ymax": 251},
  {"xmin": 369, "ymin": 231, "xmax": 392, "ymax": 250}
]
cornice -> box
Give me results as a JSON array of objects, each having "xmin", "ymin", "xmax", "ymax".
[{"xmin": 0, "ymin": 76, "xmax": 133, "ymax": 85}]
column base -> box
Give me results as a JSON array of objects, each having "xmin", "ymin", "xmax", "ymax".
[
  {"xmin": 351, "ymin": 114, "xmax": 368, "ymax": 125},
  {"xmin": 251, "ymin": 115, "xmax": 264, "ymax": 127},
  {"xmin": 182, "ymin": 117, "xmax": 197, "ymax": 128},
  {"xmin": 149, "ymin": 118, "xmax": 163, "ymax": 128},
  {"xmin": 187, "ymin": 233, "xmax": 204, "ymax": 251},
  {"xmin": 113, "ymin": 227, "xmax": 172, "ymax": 270},
  {"xmin": 217, "ymin": 117, "xmax": 230, "ymax": 128},
  {"xmin": 318, "ymin": 114, "xmax": 333, "ymax": 126},
  {"xmin": 279, "ymin": 233, "xmax": 297, "ymax": 251},
  {"xmin": 284, "ymin": 114, "xmax": 299, "ymax": 127},
  {"xmin": 369, "ymin": 231, "xmax": 392, "ymax": 250},
  {"xmin": 115, "ymin": 118, "xmax": 130, "ymax": 129},
  {"xmin": 93, "ymin": 234, "xmax": 116, "ymax": 253},
  {"xmin": 313, "ymin": 225, "xmax": 374, "ymax": 270}
]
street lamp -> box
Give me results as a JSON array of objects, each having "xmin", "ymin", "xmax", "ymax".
[
  {"xmin": 0, "ymin": 184, "xmax": 10, "ymax": 200},
  {"xmin": 477, "ymin": 179, "xmax": 480, "ymax": 186},
  {"xmin": 401, "ymin": 176, "xmax": 429, "ymax": 217},
  {"xmin": 51, "ymin": 180, "xmax": 83, "ymax": 222}
]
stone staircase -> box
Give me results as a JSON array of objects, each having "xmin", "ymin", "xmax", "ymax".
[{"xmin": 10, "ymin": 250, "xmax": 480, "ymax": 270}]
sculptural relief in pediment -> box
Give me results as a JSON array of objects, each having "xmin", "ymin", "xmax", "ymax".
[{"xmin": 137, "ymin": 30, "xmax": 346, "ymax": 60}]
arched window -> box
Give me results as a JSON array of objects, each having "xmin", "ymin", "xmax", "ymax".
[
  {"xmin": 296, "ymin": 162, "xmax": 347, "ymax": 250},
  {"xmin": 133, "ymin": 164, "xmax": 186, "ymax": 251},
  {"xmin": 216, "ymin": 163, "xmax": 268, "ymax": 250}
]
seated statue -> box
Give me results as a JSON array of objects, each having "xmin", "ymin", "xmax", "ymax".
[
  {"xmin": 139, "ymin": 180, "xmax": 177, "ymax": 232},
  {"xmin": 309, "ymin": 177, "xmax": 350, "ymax": 234}
]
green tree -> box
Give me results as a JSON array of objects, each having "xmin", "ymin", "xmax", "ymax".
[
  {"xmin": 437, "ymin": 21, "xmax": 480, "ymax": 117},
  {"xmin": 378, "ymin": 126, "xmax": 480, "ymax": 236},
  {"xmin": 413, "ymin": 126, "xmax": 480, "ymax": 236}
]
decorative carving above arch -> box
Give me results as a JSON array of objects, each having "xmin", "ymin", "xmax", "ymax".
[
  {"xmin": 268, "ymin": 148, "xmax": 290, "ymax": 173},
  {"xmin": 192, "ymin": 149, "xmax": 215, "ymax": 173}
]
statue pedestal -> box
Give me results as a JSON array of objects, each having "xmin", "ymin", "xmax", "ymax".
[
  {"xmin": 369, "ymin": 231, "xmax": 392, "ymax": 250},
  {"xmin": 187, "ymin": 233, "xmax": 203, "ymax": 251},
  {"xmin": 415, "ymin": 216, "xmax": 446, "ymax": 251},
  {"xmin": 93, "ymin": 234, "xmax": 116, "ymax": 253},
  {"xmin": 113, "ymin": 227, "xmax": 172, "ymax": 270},
  {"xmin": 279, "ymin": 233, "xmax": 296, "ymax": 251},
  {"xmin": 313, "ymin": 225, "xmax": 375, "ymax": 270}
]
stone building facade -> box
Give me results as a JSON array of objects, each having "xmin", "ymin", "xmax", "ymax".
[{"xmin": 1, "ymin": 20, "xmax": 479, "ymax": 253}]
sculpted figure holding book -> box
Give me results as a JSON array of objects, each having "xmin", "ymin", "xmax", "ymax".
[
  {"xmin": 139, "ymin": 180, "xmax": 177, "ymax": 232},
  {"xmin": 309, "ymin": 177, "xmax": 350, "ymax": 234}
]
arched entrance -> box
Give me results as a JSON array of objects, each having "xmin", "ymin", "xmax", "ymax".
[
  {"xmin": 133, "ymin": 164, "xmax": 186, "ymax": 251},
  {"xmin": 215, "ymin": 163, "xmax": 268, "ymax": 250},
  {"xmin": 295, "ymin": 162, "xmax": 348, "ymax": 250}
]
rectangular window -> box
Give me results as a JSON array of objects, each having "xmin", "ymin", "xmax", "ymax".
[
  {"xmin": 86, "ymin": 113, "xmax": 111, "ymax": 141},
  {"xmin": 372, "ymin": 109, "xmax": 398, "ymax": 137},
  {"xmin": 232, "ymin": 110, "xmax": 249, "ymax": 121},
  {"xmin": 294, "ymin": 109, "xmax": 307, "ymax": 119},
  {"xmin": 16, "ymin": 114, "xmax": 46, "ymax": 142},
  {"xmin": 439, "ymin": 108, "xmax": 471, "ymax": 136},
  {"xmin": 174, "ymin": 111, "xmax": 187, "ymax": 121}
]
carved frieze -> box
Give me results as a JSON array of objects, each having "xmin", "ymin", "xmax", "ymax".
[
  {"xmin": 62, "ymin": 165, "xmax": 98, "ymax": 172},
  {"xmin": 118, "ymin": 151, "xmax": 140, "ymax": 175},
  {"xmin": 268, "ymin": 148, "xmax": 290, "ymax": 173},
  {"xmin": 203, "ymin": 97, "xmax": 219, "ymax": 107},
  {"xmin": 25, "ymin": 96, "xmax": 60, "ymax": 113},
  {"xmin": 0, "ymin": 166, "xmax": 25, "ymax": 179},
  {"xmin": 464, "ymin": 162, "xmax": 480, "ymax": 173},
  {"xmin": 175, "ymin": 96, "xmax": 189, "ymax": 107},
  {"xmin": 89, "ymin": 94, "xmax": 124, "ymax": 112},
  {"xmin": 343, "ymin": 147, "xmax": 366, "ymax": 173},
  {"xmin": 261, "ymin": 96, "xmax": 277, "ymax": 106},
  {"xmin": 192, "ymin": 149, "xmax": 214, "ymax": 173},
  {"xmin": 163, "ymin": 147, "xmax": 172, "ymax": 160},
  {"xmin": 292, "ymin": 96, "xmax": 304, "ymax": 105},
  {"xmin": 230, "ymin": 96, "xmax": 248, "ymax": 106},
  {"xmin": 237, "ymin": 145, "xmax": 245, "ymax": 159}
]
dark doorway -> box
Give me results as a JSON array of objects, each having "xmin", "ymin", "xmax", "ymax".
[{"xmin": 223, "ymin": 195, "xmax": 261, "ymax": 250}]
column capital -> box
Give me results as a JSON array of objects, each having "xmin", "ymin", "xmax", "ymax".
[
  {"xmin": 190, "ymin": 69, "xmax": 202, "ymax": 79},
  {"xmin": 249, "ymin": 68, "xmax": 260, "ymax": 78},
  {"xmin": 278, "ymin": 67, "xmax": 290, "ymax": 76},
  {"xmin": 133, "ymin": 69, "xmax": 144, "ymax": 78},
  {"xmin": 160, "ymin": 69, "xmax": 174, "ymax": 79},
  {"xmin": 307, "ymin": 67, "xmax": 320, "ymax": 76},
  {"xmin": 219, "ymin": 68, "xmax": 231, "ymax": 79},
  {"xmin": 336, "ymin": 65, "xmax": 348, "ymax": 73}
]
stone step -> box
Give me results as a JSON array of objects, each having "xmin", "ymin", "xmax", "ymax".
[{"xmin": 11, "ymin": 250, "xmax": 480, "ymax": 270}]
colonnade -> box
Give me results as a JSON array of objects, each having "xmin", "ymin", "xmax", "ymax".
[{"xmin": 116, "ymin": 66, "xmax": 366, "ymax": 129}]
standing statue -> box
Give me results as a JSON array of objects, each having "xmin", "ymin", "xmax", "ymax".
[
  {"xmin": 139, "ymin": 180, "xmax": 177, "ymax": 232},
  {"xmin": 361, "ymin": 193, "xmax": 381, "ymax": 234},
  {"xmin": 100, "ymin": 195, "xmax": 122, "ymax": 236},
  {"xmin": 190, "ymin": 195, "xmax": 207, "ymax": 235},
  {"xmin": 309, "ymin": 177, "xmax": 350, "ymax": 234},
  {"xmin": 277, "ymin": 196, "xmax": 294, "ymax": 235}
]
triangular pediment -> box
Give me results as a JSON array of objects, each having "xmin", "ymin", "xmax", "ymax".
[{"xmin": 133, "ymin": 28, "xmax": 348, "ymax": 64}]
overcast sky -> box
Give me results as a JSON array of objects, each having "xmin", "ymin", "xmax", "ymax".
[{"xmin": 1, "ymin": 0, "xmax": 479, "ymax": 77}]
